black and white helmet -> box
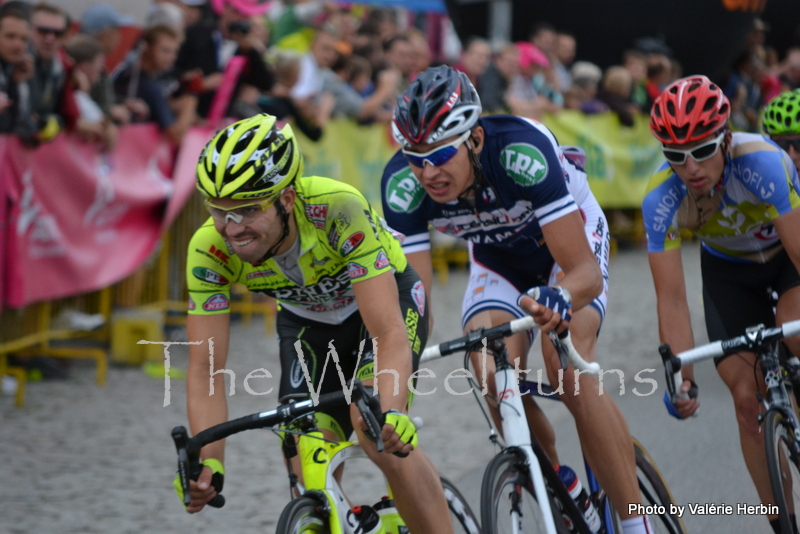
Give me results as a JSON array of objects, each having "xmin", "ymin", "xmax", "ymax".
[{"xmin": 392, "ymin": 65, "xmax": 482, "ymax": 147}]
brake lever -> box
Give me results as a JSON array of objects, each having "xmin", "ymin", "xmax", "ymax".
[
  {"xmin": 171, "ymin": 426, "xmax": 192, "ymax": 507},
  {"xmin": 353, "ymin": 379, "xmax": 384, "ymax": 453},
  {"xmin": 172, "ymin": 425, "xmax": 226, "ymax": 508},
  {"xmin": 549, "ymin": 330, "xmax": 570, "ymax": 371}
]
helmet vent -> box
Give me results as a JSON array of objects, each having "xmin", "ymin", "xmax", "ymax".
[
  {"xmin": 702, "ymin": 96, "xmax": 717, "ymax": 112},
  {"xmin": 672, "ymin": 125, "xmax": 689, "ymax": 140},
  {"xmin": 685, "ymin": 97, "xmax": 696, "ymax": 115}
]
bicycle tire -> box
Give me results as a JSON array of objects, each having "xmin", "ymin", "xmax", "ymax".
[
  {"xmin": 630, "ymin": 438, "xmax": 687, "ymax": 534},
  {"xmin": 276, "ymin": 495, "xmax": 331, "ymax": 534},
  {"xmin": 765, "ymin": 410, "xmax": 800, "ymax": 534},
  {"xmin": 480, "ymin": 447, "xmax": 571, "ymax": 534},
  {"xmin": 440, "ymin": 475, "xmax": 482, "ymax": 534}
]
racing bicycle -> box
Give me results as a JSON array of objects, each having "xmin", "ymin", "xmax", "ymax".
[
  {"xmin": 422, "ymin": 314, "xmax": 686, "ymax": 534},
  {"xmin": 661, "ymin": 319, "xmax": 800, "ymax": 534},
  {"xmin": 171, "ymin": 378, "xmax": 481, "ymax": 534}
]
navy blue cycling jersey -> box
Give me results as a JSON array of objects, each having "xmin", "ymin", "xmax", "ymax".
[{"xmin": 381, "ymin": 115, "xmax": 592, "ymax": 273}]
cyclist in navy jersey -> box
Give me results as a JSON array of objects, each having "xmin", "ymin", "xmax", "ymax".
[{"xmin": 382, "ymin": 65, "xmax": 650, "ymax": 533}]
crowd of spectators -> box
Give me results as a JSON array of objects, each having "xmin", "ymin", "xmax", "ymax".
[{"xmin": 0, "ymin": 0, "xmax": 799, "ymax": 154}]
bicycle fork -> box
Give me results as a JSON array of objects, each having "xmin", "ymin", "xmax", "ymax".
[{"xmin": 495, "ymin": 365, "xmax": 560, "ymax": 534}]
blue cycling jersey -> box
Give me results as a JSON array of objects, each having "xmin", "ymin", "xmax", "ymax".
[
  {"xmin": 381, "ymin": 115, "xmax": 593, "ymax": 273},
  {"xmin": 642, "ymin": 132, "xmax": 800, "ymax": 263}
]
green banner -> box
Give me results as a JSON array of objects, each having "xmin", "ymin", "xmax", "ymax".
[
  {"xmin": 295, "ymin": 119, "xmax": 397, "ymax": 212},
  {"xmin": 295, "ymin": 113, "xmax": 664, "ymax": 210},
  {"xmin": 541, "ymin": 110, "xmax": 663, "ymax": 208}
]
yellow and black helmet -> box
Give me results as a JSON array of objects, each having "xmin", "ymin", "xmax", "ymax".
[{"xmin": 196, "ymin": 114, "xmax": 304, "ymax": 200}]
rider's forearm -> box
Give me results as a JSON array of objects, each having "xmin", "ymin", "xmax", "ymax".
[
  {"xmin": 556, "ymin": 260, "xmax": 603, "ymax": 311},
  {"xmin": 374, "ymin": 330, "xmax": 413, "ymax": 413},
  {"xmin": 187, "ymin": 355, "xmax": 229, "ymax": 462},
  {"xmin": 656, "ymin": 298, "xmax": 697, "ymax": 381}
]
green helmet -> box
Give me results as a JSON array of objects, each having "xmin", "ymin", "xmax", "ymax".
[
  {"xmin": 762, "ymin": 89, "xmax": 800, "ymax": 136},
  {"xmin": 196, "ymin": 114, "xmax": 304, "ymax": 200}
]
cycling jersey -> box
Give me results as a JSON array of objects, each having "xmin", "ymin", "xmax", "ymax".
[
  {"xmin": 381, "ymin": 114, "xmax": 594, "ymax": 275},
  {"xmin": 187, "ymin": 176, "xmax": 408, "ymax": 325},
  {"xmin": 381, "ymin": 114, "xmax": 608, "ymax": 325},
  {"xmin": 642, "ymin": 132, "xmax": 800, "ymax": 263}
]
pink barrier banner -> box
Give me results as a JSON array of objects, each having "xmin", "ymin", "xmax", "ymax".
[
  {"xmin": 2, "ymin": 125, "xmax": 196, "ymax": 308},
  {"xmin": 0, "ymin": 137, "xmax": 7, "ymax": 311},
  {"xmin": 171, "ymin": 126, "xmax": 216, "ymax": 205},
  {"xmin": 206, "ymin": 55, "xmax": 246, "ymax": 129}
]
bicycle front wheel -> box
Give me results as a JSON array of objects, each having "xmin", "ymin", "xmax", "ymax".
[
  {"xmin": 630, "ymin": 438, "xmax": 687, "ymax": 534},
  {"xmin": 275, "ymin": 495, "xmax": 331, "ymax": 534},
  {"xmin": 480, "ymin": 448, "xmax": 570, "ymax": 534},
  {"xmin": 765, "ymin": 410, "xmax": 800, "ymax": 534},
  {"xmin": 440, "ymin": 475, "xmax": 482, "ymax": 534}
]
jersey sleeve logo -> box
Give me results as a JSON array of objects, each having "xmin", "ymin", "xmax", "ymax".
[
  {"xmin": 411, "ymin": 280, "xmax": 426, "ymax": 316},
  {"xmin": 374, "ymin": 250, "xmax": 390, "ymax": 269},
  {"xmin": 340, "ymin": 232, "xmax": 364, "ymax": 256},
  {"xmin": 202, "ymin": 293, "xmax": 230, "ymax": 311},
  {"xmin": 385, "ymin": 167, "xmax": 425, "ymax": 212},
  {"xmin": 347, "ymin": 262, "xmax": 368, "ymax": 279},
  {"xmin": 501, "ymin": 143, "xmax": 549, "ymax": 186},
  {"xmin": 192, "ymin": 267, "xmax": 229, "ymax": 285}
]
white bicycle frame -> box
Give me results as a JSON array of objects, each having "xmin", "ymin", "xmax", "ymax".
[{"xmin": 422, "ymin": 315, "xmax": 600, "ymax": 534}]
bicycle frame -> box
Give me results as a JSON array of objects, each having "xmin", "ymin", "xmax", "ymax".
[
  {"xmin": 521, "ymin": 380, "xmax": 618, "ymax": 533},
  {"xmin": 421, "ymin": 317, "xmax": 602, "ymax": 534},
  {"xmin": 493, "ymin": 348, "xmax": 562, "ymax": 534},
  {"xmin": 291, "ymin": 426, "xmax": 391, "ymax": 534}
]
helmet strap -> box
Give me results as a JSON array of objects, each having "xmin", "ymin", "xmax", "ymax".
[
  {"xmin": 457, "ymin": 137, "xmax": 485, "ymax": 207},
  {"xmin": 253, "ymin": 200, "xmax": 291, "ymax": 265}
]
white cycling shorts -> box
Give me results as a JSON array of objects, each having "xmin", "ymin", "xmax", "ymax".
[{"xmin": 461, "ymin": 198, "xmax": 610, "ymax": 334}]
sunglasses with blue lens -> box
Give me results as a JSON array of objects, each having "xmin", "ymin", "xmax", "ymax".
[{"xmin": 402, "ymin": 130, "xmax": 472, "ymax": 168}]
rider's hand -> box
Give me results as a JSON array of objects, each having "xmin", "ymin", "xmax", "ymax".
[
  {"xmin": 663, "ymin": 379, "xmax": 699, "ymax": 419},
  {"xmin": 381, "ymin": 409, "xmax": 418, "ymax": 457},
  {"xmin": 173, "ymin": 458, "xmax": 224, "ymax": 513},
  {"xmin": 517, "ymin": 286, "xmax": 572, "ymax": 334}
]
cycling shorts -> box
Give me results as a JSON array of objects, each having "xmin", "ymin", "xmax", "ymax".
[
  {"xmin": 461, "ymin": 198, "xmax": 610, "ymax": 337},
  {"xmin": 701, "ymin": 247, "xmax": 800, "ymax": 365},
  {"xmin": 277, "ymin": 267, "xmax": 429, "ymax": 439}
]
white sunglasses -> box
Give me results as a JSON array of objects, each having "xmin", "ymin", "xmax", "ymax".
[{"xmin": 661, "ymin": 132, "xmax": 725, "ymax": 165}]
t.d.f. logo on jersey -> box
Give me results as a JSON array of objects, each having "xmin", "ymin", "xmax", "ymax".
[
  {"xmin": 501, "ymin": 143, "xmax": 549, "ymax": 186},
  {"xmin": 386, "ymin": 167, "xmax": 425, "ymax": 212}
]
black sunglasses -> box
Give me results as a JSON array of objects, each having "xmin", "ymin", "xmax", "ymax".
[
  {"xmin": 35, "ymin": 26, "xmax": 66, "ymax": 37},
  {"xmin": 773, "ymin": 138, "xmax": 800, "ymax": 153}
]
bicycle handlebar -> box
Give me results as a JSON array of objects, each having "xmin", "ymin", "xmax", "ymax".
[
  {"xmin": 171, "ymin": 379, "xmax": 383, "ymax": 508},
  {"xmin": 420, "ymin": 315, "xmax": 601, "ymax": 375},
  {"xmin": 660, "ymin": 319, "xmax": 800, "ymax": 404}
]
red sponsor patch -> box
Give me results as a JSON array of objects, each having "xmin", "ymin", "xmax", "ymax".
[
  {"xmin": 347, "ymin": 262, "xmax": 368, "ymax": 279},
  {"xmin": 374, "ymin": 250, "xmax": 390, "ymax": 269},
  {"xmin": 305, "ymin": 204, "xmax": 328, "ymax": 229},
  {"xmin": 203, "ymin": 293, "xmax": 230, "ymax": 311},
  {"xmin": 246, "ymin": 269, "xmax": 276, "ymax": 279},
  {"xmin": 411, "ymin": 280, "xmax": 426, "ymax": 316},
  {"xmin": 188, "ymin": 297, "xmax": 196, "ymax": 310},
  {"xmin": 340, "ymin": 232, "xmax": 365, "ymax": 256},
  {"xmin": 209, "ymin": 244, "xmax": 229, "ymax": 264}
]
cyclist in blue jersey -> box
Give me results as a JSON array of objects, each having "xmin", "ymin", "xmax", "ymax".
[
  {"xmin": 382, "ymin": 65, "xmax": 650, "ymax": 533},
  {"xmin": 644, "ymin": 75, "xmax": 800, "ymax": 533}
]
